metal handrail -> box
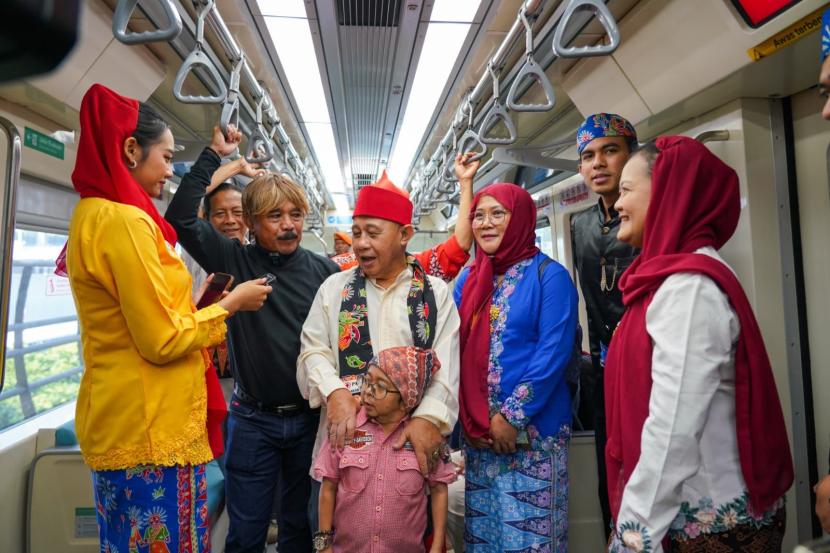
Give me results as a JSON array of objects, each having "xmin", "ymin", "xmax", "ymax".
[
  {"xmin": 113, "ymin": 0, "xmax": 183, "ymax": 45},
  {"xmin": 127, "ymin": 0, "xmax": 325, "ymax": 212},
  {"xmin": 412, "ymin": 0, "xmax": 622, "ymax": 216},
  {"xmin": 0, "ymin": 118, "xmax": 21, "ymax": 396},
  {"xmin": 0, "ymin": 261, "xmax": 82, "ymax": 416}
]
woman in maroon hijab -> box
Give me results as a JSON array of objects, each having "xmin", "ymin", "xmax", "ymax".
[
  {"xmin": 454, "ymin": 183, "xmax": 578, "ymax": 551},
  {"xmin": 606, "ymin": 137, "xmax": 793, "ymax": 552}
]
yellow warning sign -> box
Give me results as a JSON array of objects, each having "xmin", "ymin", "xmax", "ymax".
[{"xmin": 747, "ymin": 4, "xmax": 829, "ymax": 61}]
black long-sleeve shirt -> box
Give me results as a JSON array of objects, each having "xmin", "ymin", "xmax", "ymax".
[
  {"xmin": 166, "ymin": 148, "xmax": 339, "ymax": 406},
  {"xmin": 571, "ymin": 199, "xmax": 639, "ymax": 367}
]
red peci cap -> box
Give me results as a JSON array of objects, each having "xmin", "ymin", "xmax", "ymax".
[{"xmin": 353, "ymin": 170, "xmax": 413, "ymax": 226}]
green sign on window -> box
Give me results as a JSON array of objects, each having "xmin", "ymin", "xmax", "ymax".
[{"xmin": 24, "ymin": 127, "xmax": 64, "ymax": 160}]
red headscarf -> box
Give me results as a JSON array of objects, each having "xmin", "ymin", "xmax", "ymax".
[
  {"xmin": 459, "ymin": 183, "xmax": 539, "ymax": 439},
  {"xmin": 604, "ymin": 136, "xmax": 793, "ymax": 520},
  {"xmin": 58, "ymin": 84, "xmax": 225, "ymax": 457},
  {"xmin": 55, "ymin": 83, "xmax": 177, "ymax": 276}
]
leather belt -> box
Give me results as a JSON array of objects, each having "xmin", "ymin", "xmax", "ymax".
[{"xmin": 233, "ymin": 386, "xmax": 305, "ymax": 416}]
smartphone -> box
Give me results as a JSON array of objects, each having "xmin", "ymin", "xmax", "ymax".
[{"xmin": 196, "ymin": 272, "xmax": 234, "ymax": 309}]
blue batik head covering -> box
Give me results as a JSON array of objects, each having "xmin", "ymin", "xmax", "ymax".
[
  {"xmin": 576, "ymin": 112, "xmax": 638, "ymax": 155},
  {"xmin": 822, "ymin": 8, "xmax": 830, "ymax": 61}
]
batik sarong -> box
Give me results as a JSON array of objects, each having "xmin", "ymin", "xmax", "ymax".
[
  {"xmin": 91, "ymin": 463, "xmax": 210, "ymax": 553},
  {"xmin": 464, "ymin": 431, "xmax": 569, "ymax": 553}
]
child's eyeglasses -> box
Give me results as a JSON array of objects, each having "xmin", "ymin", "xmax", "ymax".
[{"xmin": 359, "ymin": 376, "xmax": 401, "ymax": 400}]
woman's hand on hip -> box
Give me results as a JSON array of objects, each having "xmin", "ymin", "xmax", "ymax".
[{"xmin": 489, "ymin": 413, "xmax": 517, "ymax": 454}]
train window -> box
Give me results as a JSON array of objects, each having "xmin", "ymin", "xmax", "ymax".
[
  {"xmin": 0, "ymin": 228, "xmax": 80, "ymax": 430},
  {"xmin": 535, "ymin": 216, "xmax": 555, "ymax": 258}
]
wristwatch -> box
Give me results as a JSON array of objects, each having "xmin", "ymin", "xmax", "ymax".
[{"xmin": 313, "ymin": 529, "xmax": 335, "ymax": 551}]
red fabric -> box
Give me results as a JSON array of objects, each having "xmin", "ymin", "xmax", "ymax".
[
  {"xmin": 55, "ymin": 83, "xmax": 177, "ymax": 277},
  {"xmin": 411, "ymin": 235, "xmax": 471, "ymax": 282},
  {"xmin": 59, "ymin": 84, "xmax": 225, "ymax": 458},
  {"xmin": 353, "ymin": 170, "xmax": 413, "ymax": 226},
  {"xmin": 458, "ymin": 183, "xmax": 539, "ymax": 439},
  {"xmin": 204, "ymin": 352, "xmax": 227, "ymax": 457},
  {"xmin": 604, "ymin": 136, "xmax": 793, "ymax": 521},
  {"xmin": 375, "ymin": 346, "xmax": 440, "ymax": 412}
]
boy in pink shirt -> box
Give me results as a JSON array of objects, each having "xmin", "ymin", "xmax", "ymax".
[{"xmin": 313, "ymin": 346, "xmax": 456, "ymax": 552}]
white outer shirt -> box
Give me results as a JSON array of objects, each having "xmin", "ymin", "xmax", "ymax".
[
  {"xmin": 297, "ymin": 266, "xmax": 460, "ymax": 478},
  {"xmin": 614, "ymin": 247, "xmax": 746, "ymax": 551}
]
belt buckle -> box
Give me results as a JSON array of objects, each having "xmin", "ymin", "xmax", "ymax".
[{"xmin": 275, "ymin": 404, "xmax": 299, "ymax": 415}]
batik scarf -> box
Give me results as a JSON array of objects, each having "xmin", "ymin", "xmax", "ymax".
[{"xmin": 338, "ymin": 257, "xmax": 437, "ymax": 385}]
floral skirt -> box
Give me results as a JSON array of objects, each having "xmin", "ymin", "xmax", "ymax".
[
  {"xmin": 464, "ymin": 437, "xmax": 569, "ymax": 552},
  {"xmin": 668, "ymin": 506, "xmax": 785, "ymax": 552},
  {"xmin": 92, "ymin": 464, "xmax": 210, "ymax": 553}
]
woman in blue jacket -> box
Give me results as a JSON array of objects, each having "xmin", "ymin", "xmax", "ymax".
[{"xmin": 455, "ymin": 182, "xmax": 578, "ymax": 552}]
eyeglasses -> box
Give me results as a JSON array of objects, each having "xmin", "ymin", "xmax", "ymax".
[
  {"xmin": 472, "ymin": 209, "xmax": 509, "ymax": 226},
  {"xmin": 359, "ymin": 376, "xmax": 401, "ymax": 400}
]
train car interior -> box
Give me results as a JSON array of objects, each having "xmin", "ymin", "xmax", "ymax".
[{"xmin": 0, "ymin": 0, "xmax": 828, "ymax": 551}]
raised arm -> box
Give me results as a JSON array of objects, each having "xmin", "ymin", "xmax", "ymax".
[
  {"xmin": 453, "ymin": 151, "xmax": 477, "ymax": 251},
  {"xmin": 165, "ymin": 125, "xmax": 242, "ymax": 273}
]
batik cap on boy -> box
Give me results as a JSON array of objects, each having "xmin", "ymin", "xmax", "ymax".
[
  {"xmin": 369, "ymin": 346, "xmax": 440, "ymax": 413},
  {"xmin": 576, "ymin": 113, "xmax": 638, "ymax": 155}
]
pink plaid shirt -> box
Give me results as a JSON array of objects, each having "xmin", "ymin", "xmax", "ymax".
[{"xmin": 314, "ymin": 408, "xmax": 456, "ymax": 552}]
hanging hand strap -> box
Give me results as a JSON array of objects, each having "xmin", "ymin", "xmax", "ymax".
[
  {"xmin": 479, "ymin": 62, "xmax": 518, "ymax": 144},
  {"xmin": 507, "ymin": 7, "xmax": 556, "ymax": 112},
  {"xmin": 172, "ymin": 0, "xmax": 227, "ymax": 104},
  {"xmin": 552, "ymin": 0, "xmax": 621, "ymax": 58},
  {"xmin": 245, "ymin": 94, "xmax": 275, "ymax": 163},
  {"xmin": 112, "ymin": 0, "xmax": 182, "ymax": 45},
  {"xmin": 218, "ymin": 54, "xmax": 245, "ymax": 134}
]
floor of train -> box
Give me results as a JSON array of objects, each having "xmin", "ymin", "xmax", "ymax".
[{"xmin": 209, "ymin": 509, "xmax": 460, "ymax": 552}]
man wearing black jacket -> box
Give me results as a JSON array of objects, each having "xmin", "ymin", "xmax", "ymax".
[
  {"xmin": 570, "ymin": 113, "xmax": 639, "ymax": 537},
  {"xmin": 166, "ymin": 126, "xmax": 338, "ymax": 553}
]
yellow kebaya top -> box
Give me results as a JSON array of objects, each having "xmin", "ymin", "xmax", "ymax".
[{"xmin": 67, "ymin": 197, "xmax": 228, "ymax": 470}]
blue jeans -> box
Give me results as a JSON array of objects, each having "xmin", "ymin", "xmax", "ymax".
[{"xmin": 224, "ymin": 396, "xmax": 319, "ymax": 553}]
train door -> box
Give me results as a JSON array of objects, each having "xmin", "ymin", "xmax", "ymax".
[{"xmin": 791, "ymin": 88, "xmax": 830, "ymax": 503}]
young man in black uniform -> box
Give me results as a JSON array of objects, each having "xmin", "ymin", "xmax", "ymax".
[
  {"xmin": 570, "ymin": 113, "xmax": 639, "ymax": 537},
  {"xmin": 166, "ymin": 125, "xmax": 339, "ymax": 553}
]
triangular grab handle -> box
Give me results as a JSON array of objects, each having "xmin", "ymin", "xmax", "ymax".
[
  {"xmin": 479, "ymin": 101, "xmax": 517, "ymax": 145},
  {"xmin": 113, "ymin": 0, "xmax": 182, "ymax": 45},
  {"xmin": 506, "ymin": 57, "xmax": 556, "ymax": 112},
  {"xmin": 458, "ymin": 128, "xmax": 488, "ymax": 163},
  {"xmin": 220, "ymin": 99, "xmax": 239, "ymax": 135},
  {"xmin": 437, "ymin": 181, "xmax": 457, "ymax": 195},
  {"xmin": 173, "ymin": 49, "xmax": 228, "ymax": 104},
  {"xmin": 442, "ymin": 147, "xmax": 459, "ymax": 183},
  {"xmin": 245, "ymin": 126, "xmax": 275, "ymax": 164},
  {"xmin": 552, "ymin": 0, "xmax": 621, "ymax": 58}
]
